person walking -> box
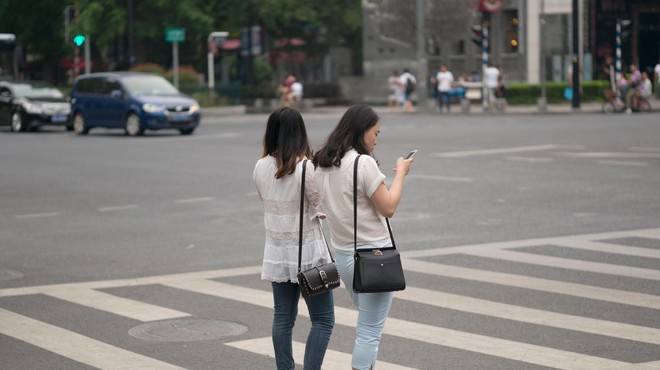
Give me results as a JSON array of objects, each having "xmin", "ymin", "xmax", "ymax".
[
  {"xmin": 387, "ymin": 70, "xmax": 401, "ymax": 110},
  {"xmin": 253, "ymin": 107, "xmax": 335, "ymax": 370},
  {"xmin": 435, "ymin": 65, "xmax": 454, "ymax": 112},
  {"xmin": 483, "ymin": 63, "xmax": 500, "ymax": 111},
  {"xmin": 624, "ymin": 64, "xmax": 642, "ymax": 114},
  {"xmin": 653, "ymin": 60, "xmax": 660, "ymax": 99},
  {"xmin": 399, "ymin": 69, "xmax": 417, "ymax": 113},
  {"xmin": 312, "ymin": 104, "xmax": 414, "ymax": 370}
]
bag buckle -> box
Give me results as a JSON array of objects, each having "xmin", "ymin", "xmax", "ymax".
[
  {"xmin": 373, "ymin": 249, "xmax": 383, "ymax": 256},
  {"xmin": 319, "ymin": 270, "xmax": 327, "ymax": 281}
]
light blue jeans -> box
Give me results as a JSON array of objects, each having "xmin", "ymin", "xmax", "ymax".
[
  {"xmin": 271, "ymin": 282, "xmax": 335, "ymax": 370},
  {"xmin": 335, "ymin": 250, "xmax": 394, "ymax": 370}
]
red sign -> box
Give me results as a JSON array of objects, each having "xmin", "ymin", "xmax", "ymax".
[{"xmin": 478, "ymin": 0, "xmax": 504, "ymax": 13}]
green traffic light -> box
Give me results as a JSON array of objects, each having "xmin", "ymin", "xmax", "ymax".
[{"xmin": 73, "ymin": 34, "xmax": 86, "ymax": 47}]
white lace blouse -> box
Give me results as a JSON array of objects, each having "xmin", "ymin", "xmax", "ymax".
[{"xmin": 253, "ymin": 156, "xmax": 330, "ymax": 283}]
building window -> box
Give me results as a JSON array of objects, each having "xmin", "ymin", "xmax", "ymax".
[
  {"xmin": 503, "ymin": 10, "xmax": 519, "ymax": 53},
  {"xmin": 453, "ymin": 40, "xmax": 465, "ymax": 55}
]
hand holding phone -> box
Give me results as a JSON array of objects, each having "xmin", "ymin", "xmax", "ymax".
[{"xmin": 405, "ymin": 149, "xmax": 418, "ymax": 159}]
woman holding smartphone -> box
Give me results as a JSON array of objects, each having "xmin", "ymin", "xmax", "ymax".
[
  {"xmin": 312, "ymin": 104, "xmax": 414, "ymax": 370},
  {"xmin": 253, "ymin": 107, "xmax": 335, "ymax": 370}
]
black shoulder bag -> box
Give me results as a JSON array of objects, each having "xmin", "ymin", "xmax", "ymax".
[
  {"xmin": 352, "ymin": 155, "xmax": 406, "ymax": 293},
  {"xmin": 297, "ymin": 159, "xmax": 341, "ymax": 298}
]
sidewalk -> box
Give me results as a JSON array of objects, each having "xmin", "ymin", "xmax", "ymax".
[{"xmin": 201, "ymin": 96, "xmax": 658, "ymax": 118}]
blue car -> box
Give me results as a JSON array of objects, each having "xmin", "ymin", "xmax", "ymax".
[{"xmin": 69, "ymin": 72, "xmax": 200, "ymax": 136}]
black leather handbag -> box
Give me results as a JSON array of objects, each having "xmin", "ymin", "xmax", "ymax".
[
  {"xmin": 297, "ymin": 160, "xmax": 341, "ymax": 298},
  {"xmin": 352, "ymin": 155, "xmax": 406, "ymax": 293}
]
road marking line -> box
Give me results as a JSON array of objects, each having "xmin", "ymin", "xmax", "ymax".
[
  {"xmin": 505, "ymin": 156, "xmax": 554, "ymax": 163},
  {"xmin": 407, "ymin": 174, "xmax": 474, "ymax": 182},
  {"xmin": 226, "ymin": 337, "xmax": 417, "ymax": 370},
  {"xmin": 402, "ymin": 259, "xmax": 660, "ymax": 310},
  {"xmin": 0, "ymin": 308, "xmax": 185, "ymax": 370},
  {"xmin": 98, "ymin": 205, "xmax": 138, "ymax": 212},
  {"xmin": 173, "ymin": 197, "xmax": 214, "ymax": 204},
  {"xmin": 161, "ymin": 280, "xmax": 631, "ymax": 369},
  {"xmin": 431, "ymin": 144, "xmax": 558, "ymax": 158},
  {"xmin": 559, "ymin": 152, "xmax": 660, "ymax": 158},
  {"xmin": 628, "ymin": 146, "xmax": 660, "ymax": 152},
  {"xmin": 46, "ymin": 289, "xmax": 190, "ymax": 322},
  {"xmin": 557, "ymin": 239, "xmax": 660, "ymax": 259},
  {"xmin": 14, "ymin": 212, "xmax": 60, "ymax": 219},
  {"xmin": 0, "ymin": 265, "xmax": 262, "ymax": 298},
  {"xmin": 598, "ymin": 160, "xmax": 649, "ymax": 167},
  {"xmin": 397, "ymin": 286, "xmax": 660, "ymax": 345},
  {"xmin": 465, "ymin": 249, "xmax": 660, "ymax": 281}
]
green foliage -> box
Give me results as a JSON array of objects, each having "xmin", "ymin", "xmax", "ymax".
[
  {"xmin": 164, "ymin": 65, "xmax": 201, "ymax": 87},
  {"xmin": 129, "ymin": 63, "xmax": 167, "ymax": 76},
  {"xmin": 506, "ymin": 81, "xmax": 611, "ymax": 105}
]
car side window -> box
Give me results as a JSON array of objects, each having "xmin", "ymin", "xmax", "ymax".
[{"xmin": 105, "ymin": 79, "xmax": 123, "ymax": 96}]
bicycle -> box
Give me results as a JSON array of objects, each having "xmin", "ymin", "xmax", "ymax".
[{"xmin": 602, "ymin": 89, "xmax": 652, "ymax": 113}]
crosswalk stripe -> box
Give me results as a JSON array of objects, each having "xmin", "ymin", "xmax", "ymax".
[
  {"xmin": 557, "ymin": 239, "xmax": 660, "ymax": 258},
  {"xmin": 225, "ymin": 336, "xmax": 418, "ymax": 370},
  {"xmin": 402, "ymin": 259, "xmax": 660, "ymax": 309},
  {"xmin": 397, "ymin": 287, "xmax": 660, "ymax": 345},
  {"xmin": 161, "ymin": 280, "xmax": 632, "ymax": 369},
  {"xmin": 46, "ymin": 288, "xmax": 190, "ymax": 322},
  {"xmin": 465, "ymin": 249, "xmax": 660, "ymax": 281},
  {"xmin": 0, "ymin": 308, "xmax": 185, "ymax": 370},
  {"xmin": 431, "ymin": 144, "xmax": 558, "ymax": 158}
]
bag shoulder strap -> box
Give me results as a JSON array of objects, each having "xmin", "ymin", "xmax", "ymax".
[
  {"xmin": 353, "ymin": 154, "xmax": 396, "ymax": 253},
  {"xmin": 298, "ymin": 159, "xmax": 334, "ymax": 273}
]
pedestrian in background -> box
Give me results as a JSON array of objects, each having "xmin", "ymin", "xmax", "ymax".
[
  {"xmin": 399, "ymin": 69, "xmax": 416, "ymax": 113},
  {"xmin": 313, "ymin": 104, "xmax": 414, "ymax": 370},
  {"xmin": 435, "ymin": 65, "xmax": 454, "ymax": 113},
  {"xmin": 387, "ymin": 70, "xmax": 401, "ymax": 110},
  {"xmin": 291, "ymin": 76, "xmax": 303, "ymax": 108},
  {"xmin": 625, "ymin": 64, "xmax": 642, "ymax": 114},
  {"xmin": 653, "ymin": 60, "xmax": 660, "ymax": 99},
  {"xmin": 253, "ymin": 107, "xmax": 335, "ymax": 370},
  {"xmin": 483, "ymin": 63, "xmax": 500, "ymax": 111}
]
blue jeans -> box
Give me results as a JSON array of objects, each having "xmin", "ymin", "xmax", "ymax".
[
  {"xmin": 438, "ymin": 91, "xmax": 450, "ymax": 111},
  {"xmin": 271, "ymin": 282, "xmax": 335, "ymax": 370},
  {"xmin": 335, "ymin": 251, "xmax": 394, "ymax": 370}
]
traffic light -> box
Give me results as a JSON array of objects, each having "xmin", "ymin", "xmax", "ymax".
[
  {"xmin": 471, "ymin": 25, "xmax": 483, "ymax": 47},
  {"xmin": 73, "ymin": 34, "xmax": 86, "ymax": 47}
]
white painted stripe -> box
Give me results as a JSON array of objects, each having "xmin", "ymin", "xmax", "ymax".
[
  {"xmin": 560, "ymin": 152, "xmax": 660, "ymax": 158},
  {"xmin": 226, "ymin": 337, "xmax": 417, "ymax": 370},
  {"xmin": 408, "ymin": 174, "xmax": 474, "ymax": 182},
  {"xmin": 402, "ymin": 259, "xmax": 660, "ymax": 310},
  {"xmin": 396, "ymin": 286, "xmax": 660, "ymax": 345},
  {"xmin": 98, "ymin": 205, "xmax": 138, "ymax": 212},
  {"xmin": 598, "ymin": 160, "xmax": 648, "ymax": 167},
  {"xmin": 173, "ymin": 197, "xmax": 214, "ymax": 204},
  {"xmin": 505, "ymin": 156, "xmax": 554, "ymax": 163},
  {"xmin": 46, "ymin": 289, "xmax": 190, "ymax": 322},
  {"xmin": 465, "ymin": 249, "xmax": 660, "ymax": 281},
  {"xmin": 627, "ymin": 146, "xmax": 660, "ymax": 153},
  {"xmin": 0, "ymin": 308, "xmax": 185, "ymax": 370},
  {"xmin": 15, "ymin": 212, "xmax": 60, "ymax": 219},
  {"xmin": 558, "ymin": 239, "xmax": 660, "ymax": 259},
  {"xmin": 402, "ymin": 228, "xmax": 660, "ymax": 258},
  {"xmin": 601, "ymin": 361, "xmax": 660, "ymax": 370},
  {"xmin": 0, "ymin": 265, "xmax": 262, "ymax": 298},
  {"xmin": 161, "ymin": 280, "xmax": 631, "ymax": 369},
  {"xmin": 431, "ymin": 144, "xmax": 558, "ymax": 158}
]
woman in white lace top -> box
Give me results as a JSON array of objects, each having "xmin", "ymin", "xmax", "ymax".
[{"xmin": 253, "ymin": 107, "xmax": 335, "ymax": 370}]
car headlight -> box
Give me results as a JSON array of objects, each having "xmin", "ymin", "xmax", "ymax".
[
  {"xmin": 24, "ymin": 102, "xmax": 43, "ymax": 114},
  {"xmin": 189, "ymin": 104, "xmax": 200, "ymax": 113},
  {"xmin": 143, "ymin": 103, "xmax": 166, "ymax": 114}
]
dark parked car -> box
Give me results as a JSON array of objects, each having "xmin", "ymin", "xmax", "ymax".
[
  {"xmin": 0, "ymin": 80, "xmax": 71, "ymax": 132},
  {"xmin": 69, "ymin": 72, "xmax": 201, "ymax": 136}
]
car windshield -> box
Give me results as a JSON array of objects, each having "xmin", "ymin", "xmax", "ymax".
[
  {"xmin": 12, "ymin": 83, "xmax": 64, "ymax": 99},
  {"xmin": 122, "ymin": 75, "xmax": 180, "ymax": 96}
]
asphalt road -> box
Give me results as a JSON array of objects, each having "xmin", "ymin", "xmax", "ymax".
[{"xmin": 0, "ymin": 109, "xmax": 659, "ymax": 369}]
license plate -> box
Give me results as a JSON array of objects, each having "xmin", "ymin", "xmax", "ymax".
[
  {"xmin": 52, "ymin": 115, "xmax": 67, "ymax": 123},
  {"xmin": 171, "ymin": 114, "xmax": 188, "ymax": 122}
]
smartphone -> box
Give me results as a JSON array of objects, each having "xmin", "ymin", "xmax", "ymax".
[{"xmin": 405, "ymin": 149, "xmax": 418, "ymax": 159}]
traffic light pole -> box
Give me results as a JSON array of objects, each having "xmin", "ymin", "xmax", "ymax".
[
  {"xmin": 571, "ymin": 0, "xmax": 580, "ymax": 109},
  {"xmin": 84, "ymin": 35, "xmax": 90, "ymax": 75},
  {"xmin": 481, "ymin": 21, "xmax": 489, "ymax": 111}
]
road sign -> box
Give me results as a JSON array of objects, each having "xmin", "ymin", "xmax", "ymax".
[{"xmin": 165, "ymin": 28, "xmax": 185, "ymax": 43}]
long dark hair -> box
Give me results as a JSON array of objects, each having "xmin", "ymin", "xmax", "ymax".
[
  {"xmin": 261, "ymin": 107, "xmax": 312, "ymax": 179},
  {"xmin": 313, "ymin": 104, "xmax": 379, "ymax": 168}
]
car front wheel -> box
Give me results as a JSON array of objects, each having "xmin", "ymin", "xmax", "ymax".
[
  {"xmin": 73, "ymin": 113, "xmax": 89, "ymax": 135},
  {"xmin": 179, "ymin": 127, "xmax": 195, "ymax": 135},
  {"xmin": 125, "ymin": 113, "xmax": 144, "ymax": 136},
  {"xmin": 10, "ymin": 111, "xmax": 26, "ymax": 132}
]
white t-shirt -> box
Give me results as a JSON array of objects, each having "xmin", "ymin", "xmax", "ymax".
[
  {"xmin": 654, "ymin": 64, "xmax": 660, "ymax": 82},
  {"xmin": 436, "ymin": 71, "xmax": 454, "ymax": 92},
  {"xmin": 253, "ymin": 157, "xmax": 329, "ymax": 282},
  {"xmin": 314, "ymin": 150, "xmax": 389, "ymax": 253},
  {"xmin": 291, "ymin": 82, "xmax": 303, "ymax": 97},
  {"xmin": 484, "ymin": 66, "xmax": 500, "ymax": 88}
]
